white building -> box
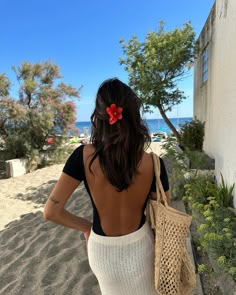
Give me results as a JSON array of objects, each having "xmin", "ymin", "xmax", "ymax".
[{"xmin": 194, "ymin": 0, "xmax": 236, "ymax": 207}]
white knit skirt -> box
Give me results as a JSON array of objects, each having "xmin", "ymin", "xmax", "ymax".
[{"xmin": 87, "ymin": 222, "xmax": 158, "ymax": 295}]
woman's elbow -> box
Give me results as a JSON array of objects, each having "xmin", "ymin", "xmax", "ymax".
[
  {"xmin": 43, "ymin": 207, "xmax": 53, "ymax": 221},
  {"xmin": 43, "ymin": 203, "xmax": 58, "ymax": 221}
]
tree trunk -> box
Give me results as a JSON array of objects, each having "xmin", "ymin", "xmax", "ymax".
[{"xmin": 156, "ymin": 103, "xmax": 181, "ymax": 144}]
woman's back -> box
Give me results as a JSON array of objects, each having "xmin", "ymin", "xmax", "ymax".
[{"xmin": 84, "ymin": 144, "xmax": 154, "ymax": 236}]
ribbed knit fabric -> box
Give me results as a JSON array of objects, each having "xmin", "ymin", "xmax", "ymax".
[{"xmin": 87, "ymin": 222, "xmax": 158, "ymax": 295}]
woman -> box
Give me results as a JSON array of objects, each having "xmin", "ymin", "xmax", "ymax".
[{"xmin": 44, "ymin": 78, "xmax": 170, "ymax": 295}]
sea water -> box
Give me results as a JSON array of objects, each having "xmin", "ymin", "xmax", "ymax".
[{"xmin": 75, "ymin": 117, "xmax": 192, "ymax": 136}]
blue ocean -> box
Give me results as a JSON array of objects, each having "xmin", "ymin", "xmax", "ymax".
[{"xmin": 75, "ymin": 117, "xmax": 192, "ymax": 135}]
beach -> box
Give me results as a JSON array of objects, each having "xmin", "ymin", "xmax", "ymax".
[{"xmin": 0, "ymin": 143, "xmax": 163, "ymax": 295}]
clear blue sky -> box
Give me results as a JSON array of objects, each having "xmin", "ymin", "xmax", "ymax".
[{"xmin": 1, "ymin": 0, "xmax": 215, "ymax": 121}]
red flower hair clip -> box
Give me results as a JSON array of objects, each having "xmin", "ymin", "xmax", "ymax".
[{"xmin": 106, "ymin": 103, "xmax": 123, "ymax": 125}]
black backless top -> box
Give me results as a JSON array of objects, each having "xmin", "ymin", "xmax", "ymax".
[{"xmin": 63, "ymin": 145, "xmax": 169, "ymax": 236}]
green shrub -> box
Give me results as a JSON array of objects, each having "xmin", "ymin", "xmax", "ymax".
[
  {"xmin": 180, "ymin": 119, "xmax": 205, "ymax": 151},
  {"xmin": 3, "ymin": 133, "xmax": 29, "ymax": 159}
]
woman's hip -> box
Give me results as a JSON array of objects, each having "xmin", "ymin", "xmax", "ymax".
[{"xmin": 87, "ymin": 222, "xmax": 154, "ymax": 277}]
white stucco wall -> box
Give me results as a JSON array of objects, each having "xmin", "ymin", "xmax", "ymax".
[{"xmin": 194, "ymin": 0, "xmax": 236, "ymax": 207}]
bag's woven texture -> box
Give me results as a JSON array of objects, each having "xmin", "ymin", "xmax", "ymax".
[
  {"xmin": 146, "ymin": 153, "xmax": 196, "ymax": 295},
  {"xmin": 180, "ymin": 247, "xmax": 197, "ymax": 295}
]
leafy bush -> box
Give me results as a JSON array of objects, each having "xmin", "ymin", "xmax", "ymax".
[{"xmin": 180, "ymin": 119, "xmax": 205, "ymax": 151}]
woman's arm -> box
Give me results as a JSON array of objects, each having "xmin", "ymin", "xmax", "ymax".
[{"xmin": 43, "ymin": 172, "xmax": 92, "ymax": 235}]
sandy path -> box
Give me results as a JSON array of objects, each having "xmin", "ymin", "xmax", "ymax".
[{"xmin": 0, "ymin": 164, "xmax": 63, "ymax": 231}]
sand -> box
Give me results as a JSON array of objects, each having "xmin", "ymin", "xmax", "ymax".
[{"xmin": 0, "ymin": 143, "xmax": 164, "ymax": 295}]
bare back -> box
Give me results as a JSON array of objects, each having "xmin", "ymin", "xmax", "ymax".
[{"xmin": 83, "ymin": 144, "xmax": 154, "ymax": 236}]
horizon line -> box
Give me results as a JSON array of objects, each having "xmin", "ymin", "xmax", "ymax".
[{"xmin": 76, "ymin": 116, "xmax": 193, "ymax": 123}]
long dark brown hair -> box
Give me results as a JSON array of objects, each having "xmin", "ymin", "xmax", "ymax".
[{"xmin": 89, "ymin": 78, "xmax": 151, "ymax": 191}]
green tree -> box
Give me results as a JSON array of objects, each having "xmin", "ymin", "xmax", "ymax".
[
  {"xmin": 0, "ymin": 61, "xmax": 80, "ymax": 162},
  {"xmin": 119, "ymin": 22, "xmax": 195, "ymax": 143}
]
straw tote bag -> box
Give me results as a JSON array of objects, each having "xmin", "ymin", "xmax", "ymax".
[{"xmin": 146, "ymin": 152, "xmax": 196, "ymax": 295}]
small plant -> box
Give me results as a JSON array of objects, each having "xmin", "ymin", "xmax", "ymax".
[
  {"xmin": 198, "ymin": 263, "xmax": 209, "ymax": 274},
  {"xmin": 183, "ymin": 174, "xmax": 217, "ymax": 207},
  {"xmin": 216, "ymin": 173, "xmax": 235, "ymax": 208}
]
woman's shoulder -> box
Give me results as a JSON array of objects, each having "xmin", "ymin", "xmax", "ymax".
[
  {"xmin": 142, "ymin": 151, "xmax": 166, "ymax": 171},
  {"xmin": 140, "ymin": 151, "xmax": 154, "ymax": 171},
  {"xmin": 142, "ymin": 151, "xmax": 152, "ymax": 161},
  {"xmin": 83, "ymin": 144, "xmax": 97, "ymax": 165},
  {"xmin": 83, "ymin": 144, "xmax": 95, "ymax": 155}
]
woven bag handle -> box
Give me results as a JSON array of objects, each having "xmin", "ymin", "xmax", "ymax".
[{"xmin": 151, "ymin": 152, "xmax": 169, "ymax": 207}]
